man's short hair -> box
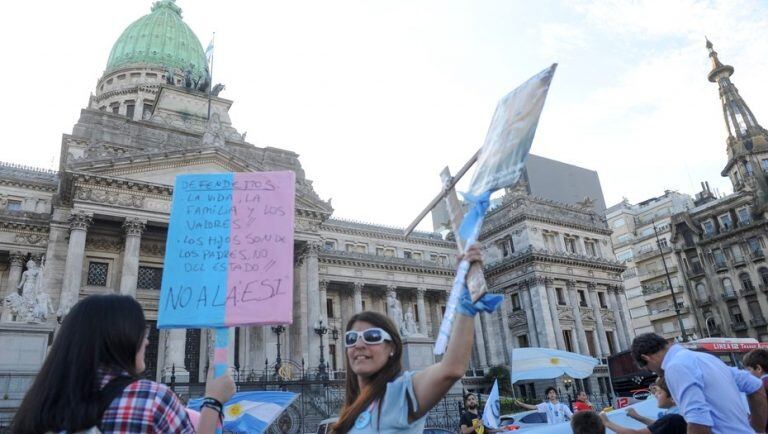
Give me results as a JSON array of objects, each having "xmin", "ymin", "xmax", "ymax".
[
  {"xmin": 463, "ymin": 392, "xmax": 477, "ymax": 404},
  {"xmin": 743, "ymin": 348, "xmax": 768, "ymax": 371},
  {"xmin": 631, "ymin": 333, "xmax": 668, "ymax": 368},
  {"xmin": 544, "ymin": 386, "xmax": 557, "ymax": 396},
  {"xmin": 571, "ymin": 411, "xmax": 605, "ymax": 434}
]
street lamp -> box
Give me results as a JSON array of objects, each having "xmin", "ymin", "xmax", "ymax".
[
  {"xmin": 563, "ymin": 377, "xmax": 573, "ymax": 391},
  {"xmin": 271, "ymin": 324, "xmax": 285, "ymax": 378},
  {"xmin": 652, "ymin": 220, "xmax": 688, "ymax": 342},
  {"xmin": 314, "ymin": 318, "xmax": 328, "ymax": 380}
]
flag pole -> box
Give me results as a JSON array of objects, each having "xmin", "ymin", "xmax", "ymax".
[{"xmin": 206, "ymin": 32, "xmax": 215, "ymax": 121}]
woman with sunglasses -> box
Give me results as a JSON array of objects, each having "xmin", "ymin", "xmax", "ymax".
[
  {"xmin": 332, "ymin": 244, "xmax": 500, "ymax": 433},
  {"xmin": 12, "ymin": 294, "xmax": 235, "ymax": 434}
]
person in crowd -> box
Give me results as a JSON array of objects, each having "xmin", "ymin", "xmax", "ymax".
[
  {"xmin": 332, "ymin": 244, "xmax": 501, "ymax": 433},
  {"xmin": 599, "ymin": 376, "xmax": 686, "ymax": 434},
  {"xmin": 459, "ymin": 392, "xmax": 501, "ymax": 434},
  {"xmin": 573, "ymin": 390, "xmax": 595, "ymax": 412},
  {"xmin": 631, "ymin": 332, "xmax": 767, "ymax": 434},
  {"xmin": 571, "ymin": 410, "xmax": 605, "ymax": 434},
  {"xmin": 11, "ymin": 294, "xmax": 235, "ymax": 434},
  {"xmin": 743, "ymin": 348, "xmax": 768, "ymax": 433},
  {"xmin": 514, "ymin": 386, "xmax": 573, "ymax": 424}
]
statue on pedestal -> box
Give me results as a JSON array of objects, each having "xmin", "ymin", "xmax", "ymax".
[
  {"xmin": 404, "ymin": 307, "xmax": 418, "ymax": 336},
  {"xmin": 3, "ymin": 257, "xmax": 53, "ymax": 323},
  {"xmin": 387, "ymin": 291, "xmax": 405, "ymax": 337}
]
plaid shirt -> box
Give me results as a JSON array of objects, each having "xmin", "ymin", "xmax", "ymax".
[{"xmin": 98, "ymin": 370, "xmax": 194, "ymax": 433}]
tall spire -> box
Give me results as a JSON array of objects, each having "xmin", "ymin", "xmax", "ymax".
[{"xmin": 706, "ymin": 38, "xmax": 762, "ymax": 141}]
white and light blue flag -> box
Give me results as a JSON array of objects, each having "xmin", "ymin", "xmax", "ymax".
[
  {"xmin": 483, "ymin": 379, "xmax": 501, "ymax": 429},
  {"xmin": 205, "ymin": 35, "xmax": 215, "ymax": 65},
  {"xmin": 189, "ymin": 391, "xmax": 298, "ymax": 433}
]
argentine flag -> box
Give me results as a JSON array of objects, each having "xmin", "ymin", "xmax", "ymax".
[
  {"xmin": 205, "ymin": 35, "xmax": 215, "ymax": 65},
  {"xmin": 189, "ymin": 391, "xmax": 298, "ymax": 433},
  {"xmin": 482, "ymin": 379, "xmax": 501, "ymax": 429}
]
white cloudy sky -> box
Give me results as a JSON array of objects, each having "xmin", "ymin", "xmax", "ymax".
[{"xmin": 3, "ymin": 0, "xmax": 768, "ymax": 230}]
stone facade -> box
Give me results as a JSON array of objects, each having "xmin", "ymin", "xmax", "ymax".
[
  {"xmin": 607, "ymin": 191, "xmax": 698, "ymax": 340},
  {"xmin": 480, "ymin": 189, "xmax": 631, "ymax": 398}
]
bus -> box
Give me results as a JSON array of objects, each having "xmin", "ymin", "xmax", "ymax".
[{"xmin": 607, "ymin": 337, "xmax": 768, "ymax": 408}]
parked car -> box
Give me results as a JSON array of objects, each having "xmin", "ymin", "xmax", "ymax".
[
  {"xmin": 422, "ymin": 429, "xmax": 455, "ymax": 434},
  {"xmin": 499, "ymin": 410, "xmax": 549, "ymax": 431}
]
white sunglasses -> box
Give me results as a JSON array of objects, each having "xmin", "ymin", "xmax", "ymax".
[{"xmin": 344, "ymin": 328, "xmax": 393, "ymax": 347}]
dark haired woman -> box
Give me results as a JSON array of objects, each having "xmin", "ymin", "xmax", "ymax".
[
  {"xmin": 12, "ymin": 294, "xmax": 235, "ymax": 434},
  {"xmin": 332, "ymin": 244, "xmax": 501, "ymax": 433}
]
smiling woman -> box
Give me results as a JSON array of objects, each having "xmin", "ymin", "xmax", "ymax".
[{"xmin": 332, "ymin": 244, "xmax": 495, "ymax": 433}]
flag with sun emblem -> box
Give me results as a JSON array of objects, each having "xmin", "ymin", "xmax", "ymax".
[
  {"xmin": 510, "ymin": 347, "xmax": 599, "ymax": 383},
  {"xmin": 189, "ymin": 391, "xmax": 298, "ymax": 433}
]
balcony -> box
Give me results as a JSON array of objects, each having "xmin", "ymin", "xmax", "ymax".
[
  {"xmin": 687, "ymin": 265, "xmax": 705, "ymax": 278},
  {"xmin": 761, "ymin": 283, "xmax": 768, "ymax": 293},
  {"xmin": 650, "ymin": 306, "xmax": 689, "ymax": 321},
  {"xmin": 714, "ymin": 262, "xmax": 729, "ymax": 272},
  {"xmin": 695, "ymin": 295, "xmax": 713, "ymax": 307},
  {"xmin": 642, "ymin": 284, "xmax": 684, "ymax": 301},
  {"xmin": 740, "ymin": 286, "xmax": 757, "ymax": 297},
  {"xmin": 751, "ymin": 250, "xmax": 765, "ymax": 261},
  {"xmin": 634, "ymin": 245, "xmax": 672, "ymax": 262},
  {"xmin": 750, "ymin": 318, "xmax": 768, "ymax": 328},
  {"xmin": 732, "ymin": 321, "xmax": 748, "ymax": 332},
  {"xmin": 733, "ymin": 256, "xmax": 747, "ymax": 267},
  {"xmin": 721, "ymin": 292, "xmax": 739, "ymax": 301},
  {"xmin": 638, "ymin": 265, "xmax": 678, "ymax": 282}
]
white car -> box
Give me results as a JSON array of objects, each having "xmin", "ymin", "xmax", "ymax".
[{"xmin": 499, "ymin": 410, "xmax": 549, "ymax": 431}]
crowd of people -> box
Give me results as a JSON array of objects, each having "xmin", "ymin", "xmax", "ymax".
[{"xmin": 9, "ymin": 242, "xmax": 768, "ymax": 434}]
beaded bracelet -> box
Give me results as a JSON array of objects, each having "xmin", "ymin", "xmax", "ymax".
[{"xmin": 201, "ymin": 397, "xmax": 224, "ymax": 422}]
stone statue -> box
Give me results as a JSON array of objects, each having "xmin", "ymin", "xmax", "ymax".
[
  {"xmin": 17, "ymin": 260, "xmax": 40, "ymax": 295},
  {"xmin": 211, "ymin": 83, "xmax": 225, "ymax": 96},
  {"xmin": 404, "ymin": 307, "xmax": 418, "ymax": 335},
  {"xmin": 387, "ymin": 292, "xmax": 405, "ymax": 336},
  {"xmin": 201, "ymin": 113, "xmax": 225, "ymax": 147}
]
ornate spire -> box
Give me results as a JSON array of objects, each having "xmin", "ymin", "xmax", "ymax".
[{"xmin": 706, "ymin": 38, "xmax": 762, "ymax": 141}]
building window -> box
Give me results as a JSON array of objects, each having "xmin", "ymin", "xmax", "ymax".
[
  {"xmin": 362, "ymin": 300, "xmax": 366, "ymax": 311},
  {"xmin": 324, "ymin": 240, "xmax": 336, "ymax": 251},
  {"xmin": 499, "ymin": 237, "xmax": 514, "ymax": 257},
  {"xmin": 585, "ymin": 240, "xmax": 597, "ymax": 256},
  {"xmin": 556, "ymin": 287, "xmax": 567, "ymax": 305},
  {"xmin": 712, "ymin": 249, "xmax": 727, "ymax": 268},
  {"xmin": 722, "ymin": 278, "xmax": 735, "ymax": 296},
  {"xmin": 413, "ymin": 304, "xmax": 419, "ymax": 322},
  {"xmin": 6, "ymin": 200, "xmax": 22, "ymax": 211},
  {"xmin": 517, "ymin": 334, "xmax": 529, "ymax": 348},
  {"xmin": 511, "ymin": 293, "xmax": 521, "ymax": 311},
  {"xmin": 563, "ymin": 330, "xmax": 574, "ymax": 352},
  {"xmin": 759, "ymin": 267, "xmax": 768, "ymax": 286},
  {"xmin": 403, "ymin": 250, "xmax": 412, "ymax": 259},
  {"xmin": 701, "ymin": 220, "xmax": 715, "ymax": 236},
  {"xmin": 737, "ymin": 207, "xmax": 751, "ymax": 225},
  {"xmin": 731, "ymin": 244, "xmax": 745, "ymax": 262},
  {"xmin": 87, "ymin": 262, "xmax": 109, "ymax": 286},
  {"xmin": 730, "ymin": 305, "xmax": 745, "ymax": 324},
  {"xmin": 110, "ymin": 103, "xmax": 119, "ymax": 114},
  {"xmin": 616, "ymin": 250, "xmax": 633, "ymax": 262},
  {"xmin": 605, "ymin": 331, "xmax": 616, "ymax": 354},
  {"xmin": 762, "ymin": 159, "xmax": 768, "ymax": 172},
  {"xmin": 657, "ymin": 238, "xmax": 668, "ymax": 248},
  {"xmin": 739, "ymin": 272, "xmax": 754, "ymax": 292},
  {"xmin": 749, "ymin": 301, "xmax": 764, "ymax": 322},
  {"xmin": 564, "ymin": 237, "xmax": 577, "ymax": 254},
  {"xmin": 598, "ymin": 292, "xmax": 607, "ymax": 308},
  {"xmin": 326, "ymin": 298, "xmax": 334, "ymax": 318},
  {"xmin": 543, "ymin": 232, "xmax": 557, "ymax": 250},
  {"xmin": 125, "ymin": 101, "xmax": 135, "ymax": 119},
  {"xmin": 613, "ymin": 218, "xmax": 626, "ymax": 228},
  {"xmin": 745, "ymin": 161, "xmax": 754, "ymax": 176},
  {"xmin": 376, "ymin": 247, "xmax": 384, "ymax": 256},
  {"xmin": 617, "ymin": 233, "xmax": 632, "ymax": 244},
  {"xmin": 718, "ymin": 213, "xmax": 734, "ymax": 232},
  {"xmin": 578, "ymin": 290, "xmax": 588, "ymax": 307},
  {"xmin": 695, "ymin": 283, "xmax": 707, "ymax": 301},
  {"xmin": 142, "ymin": 102, "xmax": 154, "ymax": 119},
  {"xmin": 748, "ymin": 237, "xmax": 764, "ymax": 257},
  {"xmin": 412, "ymin": 252, "xmax": 422, "ymax": 260},
  {"xmin": 137, "ymin": 266, "xmax": 163, "ymax": 290}
]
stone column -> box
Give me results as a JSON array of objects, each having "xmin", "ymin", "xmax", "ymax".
[
  {"xmin": 119, "ymin": 218, "xmax": 145, "ymax": 297},
  {"xmin": 607, "ymin": 287, "xmax": 628, "ymax": 351},
  {"xmin": 474, "ymin": 315, "xmax": 488, "ymax": 367},
  {"xmin": 589, "ymin": 285, "xmax": 610, "ymax": 358},
  {"xmin": 319, "ymin": 280, "xmax": 328, "ymax": 318},
  {"xmin": 416, "ymin": 287, "xmax": 428, "ymax": 336},
  {"xmin": 353, "ymin": 281, "xmax": 363, "ymax": 312},
  {"xmin": 305, "ymin": 242, "xmax": 321, "ymax": 369},
  {"xmin": 520, "ymin": 285, "xmax": 539, "ymax": 346},
  {"xmin": 58, "ymin": 212, "xmax": 92, "ymax": 317},
  {"xmin": 545, "ymin": 282, "xmax": 566, "ymax": 350},
  {"xmin": 616, "ymin": 287, "xmax": 634, "ymax": 346},
  {"xmin": 164, "ymin": 328, "xmax": 189, "ymax": 382},
  {"xmin": 6, "ymin": 252, "xmax": 25, "ymax": 295},
  {"xmin": 290, "ymin": 250, "xmax": 307, "ymax": 362},
  {"xmin": 567, "ymin": 283, "xmax": 588, "ymax": 355}
]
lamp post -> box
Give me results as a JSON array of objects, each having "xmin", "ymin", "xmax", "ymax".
[
  {"xmin": 271, "ymin": 324, "xmax": 285, "ymax": 378},
  {"xmin": 330, "ymin": 327, "xmax": 339, "ymax": 373},
  {"xmin": 652, "ymin": 220, "xmax": 688, "ymax": 342},
  {"xmin": 314, "ymin": 318, "xmax": 328, "ymax": 380},
  {"xmin": 563, "ymin": 376, "xmax": 573, "ymax": 407}
]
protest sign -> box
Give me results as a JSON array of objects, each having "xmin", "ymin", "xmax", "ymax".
[{"xmin": 158, "ymin": 171, "xmax": 295, "ymax": 329}]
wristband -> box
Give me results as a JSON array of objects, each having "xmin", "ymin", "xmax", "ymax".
[{"xmin": 201, "ymin": 397, "xmax": 224, "ymax": 421}]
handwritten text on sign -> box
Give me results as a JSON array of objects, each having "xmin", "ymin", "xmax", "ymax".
[{"xmin": 158, "ymin": 172, "xmax": 295, "ymax": 328}]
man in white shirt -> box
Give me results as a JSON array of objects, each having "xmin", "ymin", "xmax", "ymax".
[
  {"xmin": 515, "ymin": 386, "xmax": 573, "ymax": 424},
  {"xmin": 631, "ymin": 333, "xmax": 767, "ymax": 434}
]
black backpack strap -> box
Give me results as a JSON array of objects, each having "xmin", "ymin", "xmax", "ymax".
[{"xmin": 97, "ymin": 376, "xmax": 138, "ymax": 425}]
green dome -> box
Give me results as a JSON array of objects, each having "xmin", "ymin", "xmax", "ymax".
[{"xmin": 106, "ymin": 0, "xmax": 207, "ymax": 80}]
